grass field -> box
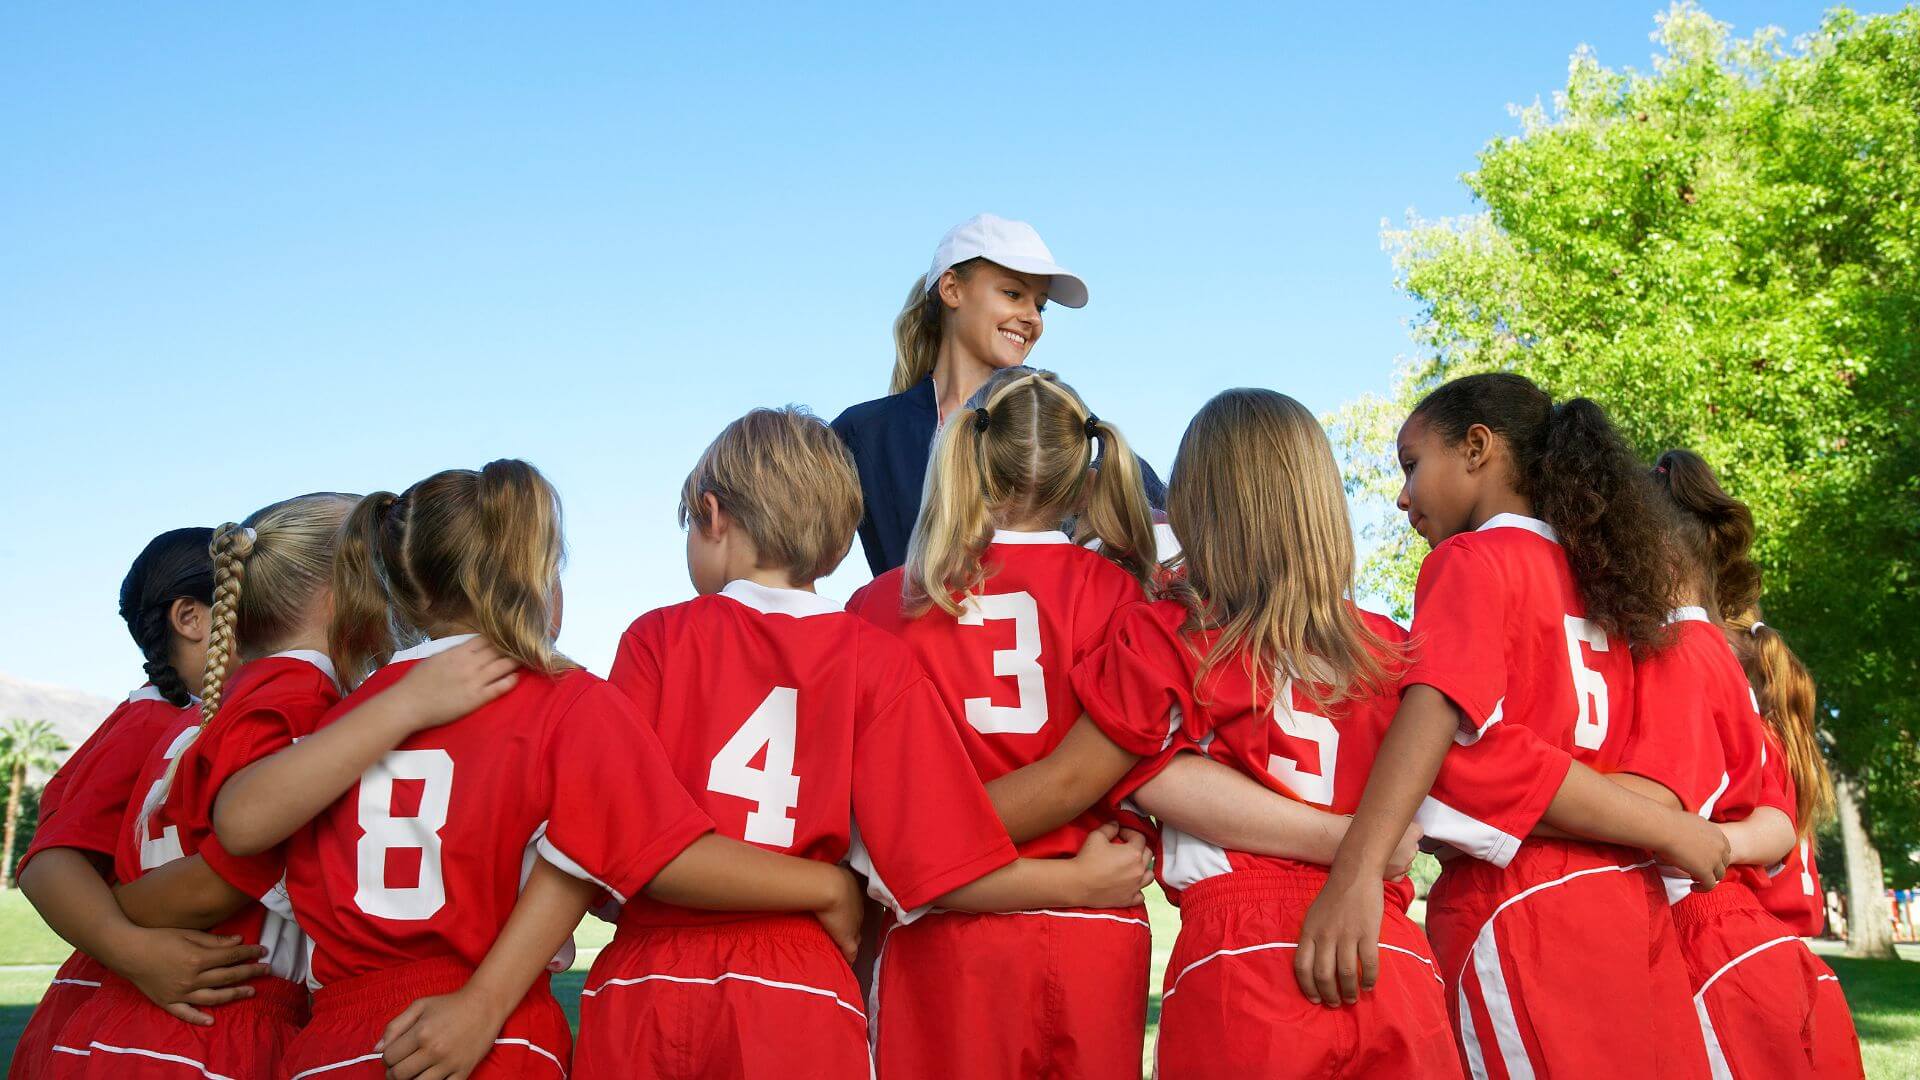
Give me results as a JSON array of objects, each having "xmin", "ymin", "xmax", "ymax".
[{"xmin": 3, "ymin": 890, "xmax": 1914, "ymax": 1075}]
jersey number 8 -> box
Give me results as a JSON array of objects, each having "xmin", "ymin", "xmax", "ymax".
[{"xmin": 355, "ymin": 749, "xmax": 454, "ymax": 921}]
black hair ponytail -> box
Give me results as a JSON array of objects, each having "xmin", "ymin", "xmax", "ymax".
[{"xmin": 118, "ymin": 527, "xmax": 217, "ymax": 706}]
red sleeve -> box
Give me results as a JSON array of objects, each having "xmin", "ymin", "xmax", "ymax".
[
  {"xmin": 1616, "ymin": 649, "xmax": 1726, "ymax": 812},
  {"xmin": 851, "ymin": 647, "xmax": 1017, "ymax": 912},
  {"xmin": 607, "ymin": 615, "xmax": 665, "ymax": 730},
  {"xmin": 536, "ymin": 680, "xmax": 713, "ymax": 903},
  {"xmin": 18, "ymin": 706, "xmax": 177, "ymax": 877},
  {"xmin": 174, "ymin": 703, "xmax": 300, "ymax": 898},
  {"xmin": 1758, "ymin": 736, "xmax": 1797, "ymax": 821},
  {"xmin": 1419, "ymin": 726, "xmax": 1571, "ymax": 867},
  {"xmin": 1070, "ymin": 603, "xmax": 1190, "ymax": 758},
  {"xmin": 1069, "ymin": 559, "xmax": 1146, "ymax": 662},
  {"xmin": 1402, "ymin": 539, "xmax": 1511, "ymax": 731}
]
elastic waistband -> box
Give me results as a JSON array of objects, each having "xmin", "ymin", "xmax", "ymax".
[
  {"xmin": 101, "ymin": 970, "xmax": 307, "ymax": 1018},
  {"xmin": 1673, "ymin": 881, "xmax": 1766, "ymax": 929},
  {"xmin": 615, "ymin": 911, "xmax": 832, "ymax": 944},
  {"xmin": 314, "ymin": 957, "xmax": 546, "ymax": 1020},
  {"xmin": 1180, "ymin": 866, "xmax": 1332, "ymax": 914}
]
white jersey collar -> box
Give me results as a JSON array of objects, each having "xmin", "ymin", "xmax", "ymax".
[
  {"xmin": 1476, "ymin": 513, "xmax": 1560, "ymax": 544},
  {"xmin": 991, "ymin": 529, "xmax": 1071, "ymax": 546},
  {"xmin": 389, "ymin": 634, "xmax": 479, "ymax": 666},
  {"xmin": 720, "ymin": 579, "xmax": 843, "ymax": 619},
  {"xmin": 270, "ymin": 648, "xmax": 340, "ymax": 689},
  {"xmin": 1666, "ymin": 606, "xmax": 1712, "ymax": 625}
]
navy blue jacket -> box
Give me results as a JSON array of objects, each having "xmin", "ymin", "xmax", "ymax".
[{"xmin": 831, "ymin": 377, "xmax": 1166, "ymax": 577}]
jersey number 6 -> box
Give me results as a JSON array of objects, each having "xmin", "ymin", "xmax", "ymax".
[{"xmin": 1563, "ymin": 615, "xmax": 1611, "ymax": 751}]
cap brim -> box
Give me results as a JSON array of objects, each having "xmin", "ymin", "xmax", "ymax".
[{"xmin": 983, "ymin": 255, "xmax": 1088, "ymax": 308}]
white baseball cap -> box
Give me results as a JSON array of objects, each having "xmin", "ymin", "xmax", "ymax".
[{"xmin": 925, "ymin": 213, "xmax": 1088, "ymax": 308}]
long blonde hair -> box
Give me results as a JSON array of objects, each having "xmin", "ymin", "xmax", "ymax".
[
  {"xmin": 1726, "ymin": 609, "xmax": 1835, "ymax": 835},
  {"xmin": 888, "ymin": 260, "xmax": 982, "ymax": 395},
  {"xmin": 903, "ymin": 367, "xmax": 1156, "ymax": 616},
  {"xmin": 1167, "ymin": 388, "xmax": 1399, "ymax": 712},
  {"xmin": 332, "ymin": 459, "xmax": 574, "ymax": 688},
  {"xmin": 139, "ymin": 492, "xmax": 356, "ymax": 838}
]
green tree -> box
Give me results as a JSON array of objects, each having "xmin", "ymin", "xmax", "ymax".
[
  {"xmin": 0, "ymin": 717, "xmax": 66, "ymax": 890},
  {"xmin": 1333, "ymin": 4, "xmax": 1919, "ymax": 954}
]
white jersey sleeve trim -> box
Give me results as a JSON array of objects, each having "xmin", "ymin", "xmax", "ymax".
[
  {"xmin": 1453, "ymin": 698, "xmax": 1505, "ymax": 746},
  {"xmin": 846, "ymin": 824, "xmax": 932, "ymax": 925},
  {"xmin": 1415, "ymin": 796, "xmax": 1522, "ymax": 868},
  {"xmin": 536, "ymin": 834, "xmax": 628, "ymax": 905}
]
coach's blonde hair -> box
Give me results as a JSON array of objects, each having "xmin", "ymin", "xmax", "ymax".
[
  {"xmin": 138, "ymin": 492, "xmax": 356, "ymax": 839},
  {"xmin": 889, "ymin": 260, "xmax": 984, "ymax": 395},
  {"xmin": 1167, "ymin": 389, "xmax": 1400, "ymax": 712},
  {"xmin": 680, "ymin": 406, "xmax": 863, "ymax": 585},
  {"xmin": 1726, "ymin": 609, "xmax": 1835, "ymax": 835},
  {"xmin": 332, "ymin": 460, "xmax": 573, "ymax": 688},
  {"xmin": 904, "ymin": 367, "xmax": 1155, "ymax": 617}
]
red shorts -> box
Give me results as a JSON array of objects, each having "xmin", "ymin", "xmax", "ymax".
[
  {"xmin": 12, "ymin": 952, "xmax": 106, "ymax": 1079},
  {"xmin": 1673, "ymin": 882, "xmax": 1864, "ymax": 1080},
  {"xmin": 872, "ymin": 903, "xmax": 1150, "ymax": 1080},
  {"xmin": 1155, "ymin": 868, "xmax": 1457, "ymax": 1080},
  {"xmin": 50, "ymin": 972, "xmax": 306, "ymax": 1080},
  {"xmin": 1425, "ymin": 839, "xmax": 1708, "ymax": 1080},
  {"xmin": 574, "ymin": 914, "xmax": 869, "ymax": 1080},
  {"xmin": 277, "ymin": 958, "xmax": 569, "ymax": 1079}
]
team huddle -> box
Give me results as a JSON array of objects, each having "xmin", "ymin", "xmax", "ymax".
[{"xmin": 11, "ymin": 215, "xmax": 1869, "ymax": 1080}]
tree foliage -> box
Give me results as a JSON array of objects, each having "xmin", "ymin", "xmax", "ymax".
[{"xmin": 1333, "ymin": 3, "xmax": 1920, "ymax": 856}]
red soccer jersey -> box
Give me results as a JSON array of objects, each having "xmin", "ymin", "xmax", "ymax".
[
  {"xmin": 607, "ymin": 579, "xmax": 1018, "ymax": 925},
  {"xmin": 1751, "ymin": 733, "xmax": 1827, "ymax": 935},
  {"xmin": 1073, "ymin": 597, "xmax": 1416, "ymax": 907},
  {"xmin": 1617, "ymin": 610, "xmax": 1792, "ymax": 899},
  {"xmin": 19, "ymin": 687, "xmax": 186, "ymax": 879},
  {"xmin": 1405, "ymin": 513, "xmax": 1634, "ymax": 867},
  {"xmin": 846, "ymin": 531, "xmax": 1148, "ymax": 860},
  {"xmin": 115, "ymin": 653, "xmax": 341, "ymax": 984},
  {"xmin": 285, "ymin": 635, "xmax": 713, "ymax": 987}
]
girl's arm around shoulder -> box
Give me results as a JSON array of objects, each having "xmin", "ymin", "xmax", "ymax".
[{"xmin": 213, "ymin": 639, "xmax": 519, "ymax": 856}]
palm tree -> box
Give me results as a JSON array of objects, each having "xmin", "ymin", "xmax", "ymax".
[{"xmin": 0, "ymin": 718, "xmax": 67, "ymax": 889}]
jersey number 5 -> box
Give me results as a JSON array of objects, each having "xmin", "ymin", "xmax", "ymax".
[
  {"xmin": 709, "ymin": 687, "xmax": 801, "ymax": 848},
  {"xmin": 1563, "ymin": 615, "xmax": 1611, "ymax": 751},
  {"xmin": 959, "ymin": 591, "xmax": 1048, "ymax": 735},
  {"xmin": 1267, "ymin": 687, "xmax": 1339, "ymax": 806},
  {"xmin": 355, "ymin": 749, "xmax": 454, "ymax": 921}
]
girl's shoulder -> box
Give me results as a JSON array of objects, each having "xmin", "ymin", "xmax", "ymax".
[{"xmin": 229, "ymin": 652, "xmax": 344, "ymax": 715}]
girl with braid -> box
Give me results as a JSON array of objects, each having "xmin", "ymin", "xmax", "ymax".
[
  {"xmin": 53, "ymin": 495, "xmax": 510, "ymax": 1080},
  {"xmin": 16, "ymin": 529, "xmax": 269, "ymax": 1077}
]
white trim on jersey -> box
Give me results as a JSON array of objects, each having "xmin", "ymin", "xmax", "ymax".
[
  {"xmin": 1667, "ymin": 606, "xmax": 1712, "ymax": 625},
  {"xmin": 49, "ymin": 1044, "xmax": 89, "ymax": 1058},
  {"xmin": 387, "ymin": 633, "xmax": 479, "ymax": 665},
  {"xmin": 1666, "ymin": 770, "xmax": 1734, "ymax": 904},
  {"xmin": 47, "ymin": 977, "xmax": 102, "ymax": 989},
  {"xmin": 1161, "ymin": 939, "xmax": 1441, "ymax": 1002},
  {"xmin": 536, "ymin": 834, "xmax": 627, "ymax": 904},
  {"xmin": 269, "ymin": 647, "xmax": 340, "ymax": 689},
  {"xmin": 845, "ymin": 825, "xmax": 931, "ymax": 924},
  {"xmin": 720, "ymin": 579, "xmax": 845, "ymax": 618},
  {"xmin": 1692, "ymin": 935, "xmax": 1803, "ymax": 1080},
  {"xmin": 127, "ymin": 684, "xmax": 169, "ymax": 704},
  {"xmin": 1476, "ymin": 513, "xmax": 1560, "ymax": 544},
  {"xmin": 919, "ymin": 907, "xmax": 1151, "ymax": 929},
  {"xmin": 989, "ymin": 528, "xmax": 1072, "ymax": 545},
  {"xmin": 1158, "ymin": 823, "xmax": 1235, "ymax": 891},
  {"xmin": 582, "ymin": 970, "xmax": 869, "ymax": 1022},
  {"xmin": 81, "ymin": 1042, "xmax": 242, "ymax": 1080},
  {"xmin": 1452, "ymin": 858, "xmax": 1656, "ymax": 1080},
  {"xmin": 1453, "ymin": 698, "xmax": 1505, "ymax": 746},
  {"xmin": 1415, "ymin": 796, "xmax": 1523, "ymax": 868},
  {"xmin": 286, "ymin": 1037, "xmax": 566, "ymax": 1080}
]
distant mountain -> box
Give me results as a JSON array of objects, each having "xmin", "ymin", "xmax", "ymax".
[{"xmin": 0, "ymin": 672, "xmax": 120, "ymax": 779}]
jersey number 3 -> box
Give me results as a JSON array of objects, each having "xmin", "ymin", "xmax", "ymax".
[
  {"xmin": 959, "ymin": 591, "xmax": 1048, "ymax": 735},
  {"xmin": 709, "ymin": 687, "xmax": 801, "ymax": 848}
]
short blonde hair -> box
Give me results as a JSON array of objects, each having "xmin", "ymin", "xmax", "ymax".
[{"xmin": 680, "ymin": 406, "xmax": 863, "ymax": 584}]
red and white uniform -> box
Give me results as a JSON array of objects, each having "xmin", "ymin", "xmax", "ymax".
[
  {"xmin": 847, "ymin": 532, "xmax": 1153, "ymax": 1080},
  {"xmin": 278, "ymin": 635, "xmax": 713, "ymax": 1080},
  {"xmin": 56, "ymin": 653, "xmax": 339, "ymax": 1080},
  {"xmin": 1074, "ymin": 597, "xmax": 1457, "ymax": 1079},
  {"xmin": 583, "ymin": 580, "xmax": 1019, "ymax": 1080},
  {"xmin": 1619, "ymin": 610, "xmax": 1863, "ymax": 1079},
  {"xmin": 1403, "ymin": 514, "xmax": 1707, "ymax": 1080},
  {"xmin": 12, "ymin": 687, "xmax": 187, "ymax": 1080},
  {"xmin": 1757, "ymin": 829, "xmax": 1825, "ymax": 938}
]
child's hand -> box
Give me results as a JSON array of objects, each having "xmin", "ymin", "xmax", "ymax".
[
  {"xmin": 378, "ymin": 987, "xmax": 509, "ymax": 1080},
  {"xmin": 1068, "ymin": 822, "xmax": 1154, "ymax": 908},
  {"xmin": 814, "ymin": 865, "xmax": 864, "ymax": 964},
  {"xmin": 392, "ymin": 638, "xmax": 520, "ymax": 732},
  {"xmin": 1386, "ymin": 821, "xmax": 1423, "ymax": 880},
  {"xmin": 1295, "ymin": 869, "xmax": 1381, "ymax": 1006},
  {"xmin": 1658, "ymin": 810, "xmax": 1732, "ymax": 891},
  {"xmin": 110, "ymin": 928, "xmax": 268, "ymax": 1026}
]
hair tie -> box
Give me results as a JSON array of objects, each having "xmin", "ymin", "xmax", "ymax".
[
  {"xmin": 1654, "ymin": 465, "xmax": 1668, "ymax": 475},
  {"xmin": 973, "ymin": 407, "xmax": 992, "ymax": 432},
  {"xmin": 241, "ymin": 527, "xmax": 258, "ymax": 544},
  {"xmin": 1084, "ymin": 414, "xmax": 1101, "ymax": 439},
  {"xmin": 1750, "ymin": 621, "xmax": 1766, "ymax": 635}
]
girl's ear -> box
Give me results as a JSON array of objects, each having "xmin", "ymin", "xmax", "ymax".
[
  {"xmin": 935, "ymin": 268, "xmax": 965, "ymax": 311},
  {"xmin": 168, "ymin": 596, "xmax": 211, "ymax": 645},
  {"xmin": 1461, "ymin": 422, "xmax": 1496, "ymax": 472}
]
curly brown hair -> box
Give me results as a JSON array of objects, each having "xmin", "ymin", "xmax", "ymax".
[
  {"xmin": 1650, "ymin": 449, "xmax": 1761, "ymax": 618},
  {"xmin": 1411, "ymin": 373, "xmax": 1676, "ymax": 653}
]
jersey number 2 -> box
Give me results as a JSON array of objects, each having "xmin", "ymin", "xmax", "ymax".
[
  {"xmin": 959, "ymin": 591, "xmax": 1048, "ymax": 735},
  {"xmin": 356, "ymin": 749, "xmax": 454, "ymax": 921},
  {"xmin": 1563, "ymin": 615, "xmax": 1611, "ymax": 751},
  {"xmin": 709, "ymin": 687, "xmax": 801, "ymax": 848}
]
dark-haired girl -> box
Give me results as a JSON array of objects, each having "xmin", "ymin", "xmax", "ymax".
[
  {"xmin": 1298, "ymin": 373, "xmax": 1730, "ymax": 1079},
  {"xmin": 14, "ymin": 529, "xmax": 269, "ymax": 1078},
  {"xmin": 1611, "ymin": 450, "xmax": 1864, "ymax": 1079}
]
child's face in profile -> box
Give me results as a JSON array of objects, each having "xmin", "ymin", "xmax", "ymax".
[{"xmin": 1396, "ymin": 413, "xmax": 1479, "ymax": 547}]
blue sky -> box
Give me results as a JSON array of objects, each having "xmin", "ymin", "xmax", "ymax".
[{"xmin": 1, "ymin": 2, "xmax": 1837, "ymax": 699}]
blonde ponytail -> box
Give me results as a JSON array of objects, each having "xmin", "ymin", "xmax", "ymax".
[
  {"xmin": 903, "ymin": 367, "xmax": 1153, "ymax": 617},
  {"xmin": 331, "ymin": 492, "xmax": 403, "ymax": 688},
  {"xmin": 1727, "ymin": 609, "xmax": 1835, "ymax": 835},
  {"xmin": 887, "ymin": 259, "xmax": 984, "ymax": 395}
]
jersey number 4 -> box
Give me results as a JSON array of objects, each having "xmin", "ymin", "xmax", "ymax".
[
  {"xmin": 709, "ymin": 687, "xmax": 801, "ymax": 848},
  {"xmin": 958, "ymin": 591, "xmax": 1048, "ymax": 735}
]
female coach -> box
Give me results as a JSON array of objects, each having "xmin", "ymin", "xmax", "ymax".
[{"xmin": 832, "ymin": 213, "xmax": 1166, "ymax": 575}]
